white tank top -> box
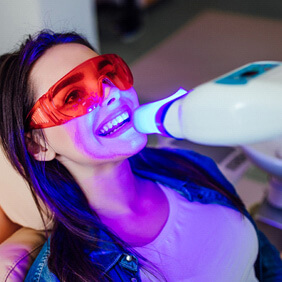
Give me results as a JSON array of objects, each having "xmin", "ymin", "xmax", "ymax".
[{"xmin": 134, "ymin": 183, "xmax": 259, "ymax": 282}]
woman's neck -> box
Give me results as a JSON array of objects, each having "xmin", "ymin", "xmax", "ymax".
[
  {"xmin": 73, "ymin": 159, "xmax": 141, "ymax": 217},
  {"xmin": 64, "ymin": 158, "xmax": 169, "ymax": 246}
]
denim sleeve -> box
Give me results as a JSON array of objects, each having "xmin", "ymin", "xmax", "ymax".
[
  {"xmin": 24, "ymin": 241, "xmax": 59, "ymax": 282},
  {"xmin": 255, "ymin": 229, "xmax": 282, "ymax": 281}
]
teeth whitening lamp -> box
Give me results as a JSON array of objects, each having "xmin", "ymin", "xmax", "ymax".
[
  {"xmin": 134, "ymin": 61, "xmax": 282, "ymax": 146},
  {"xmin": 134, "ymin": 61, "xmax": 282, "ymax": 211}
]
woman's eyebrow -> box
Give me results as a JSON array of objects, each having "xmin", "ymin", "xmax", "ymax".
[
  {"xmin": 98, "ymin": 60, "xmax": 111, "ymax": 70},
  {"xmin": 52, "ymin": 72, "xmax": 84, "ymax": 97}
]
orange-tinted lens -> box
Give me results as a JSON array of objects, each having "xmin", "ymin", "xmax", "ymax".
[{"xmin": 50, "ymin": 54, "xmax": 133, "ymax": 117}]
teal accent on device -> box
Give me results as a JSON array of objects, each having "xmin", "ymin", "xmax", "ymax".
[{"xmin": 215, "ymin": 63, "xmax": 280, "ymax": 85}]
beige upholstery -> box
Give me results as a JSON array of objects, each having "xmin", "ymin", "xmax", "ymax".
[
  {"xmin": 0, "ymin": 147, "xmax": 52, "ymax": 230},
  {"xmin": 0, "ymin": 227, "xmax": 46, "ymax": 281}
]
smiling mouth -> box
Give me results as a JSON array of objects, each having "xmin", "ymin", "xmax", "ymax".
[{"xmin": 97, "ymin": 110, "xmax": 131, "ymax": 136}]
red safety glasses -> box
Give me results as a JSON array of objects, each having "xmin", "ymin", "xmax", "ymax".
[{"xmin": 25, "ymin": 54, "xmax": 133, "ymax": 129}]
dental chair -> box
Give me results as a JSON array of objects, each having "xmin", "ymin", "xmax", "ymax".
[{"xmin": 0, "ymin": 148, "xmax": 51, "ymax": 281}]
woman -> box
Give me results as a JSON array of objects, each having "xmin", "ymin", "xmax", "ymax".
[{"xmin": 0, "ymin": 30, "xmax": 281, "ymax": 281}]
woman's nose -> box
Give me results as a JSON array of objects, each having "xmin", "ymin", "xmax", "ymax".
[{"xmin": 100, "ymin": 83, "xmax": 121, "ymax": 106}]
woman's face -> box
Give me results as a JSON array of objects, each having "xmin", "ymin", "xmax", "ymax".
[{"xmin": 29, "ymin": 43, "xmax": 147, "ymax": 168}]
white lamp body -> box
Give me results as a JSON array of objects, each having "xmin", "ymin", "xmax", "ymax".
[{"xmin": 134, "ymin": 61, "xmax": 282, "ymax": 146}]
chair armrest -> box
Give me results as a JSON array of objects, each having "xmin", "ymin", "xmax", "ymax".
[{"xmin": 0, "ymin": 227, "xmax": 47, "ymax": 281}]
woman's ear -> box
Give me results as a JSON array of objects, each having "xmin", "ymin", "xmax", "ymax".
[{"xmin": 25, "ymin": 131, "xmax": 56, "ymax": 161}]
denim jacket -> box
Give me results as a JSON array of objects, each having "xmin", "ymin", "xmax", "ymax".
[{"xmin": 25, "ymin": 148, "xmax": 282, "ymax": 281}]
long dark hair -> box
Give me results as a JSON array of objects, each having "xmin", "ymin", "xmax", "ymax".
[
  {"xmin": 0, "ymin": 30, "xmax": 123, "ymax": 281},
  {"xmin": 0, "ymin": 30, "xmax": 245, "ymax": 281}
]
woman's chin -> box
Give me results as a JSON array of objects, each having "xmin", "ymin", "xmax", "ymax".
[{"xmin": 121, "ymin": 131, "xmax": 147, "ymax": 156}]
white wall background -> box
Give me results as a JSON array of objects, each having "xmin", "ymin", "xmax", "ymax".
[{"xmin": 0, "ymin": 0, "xmax": 100, "ymax": 55}]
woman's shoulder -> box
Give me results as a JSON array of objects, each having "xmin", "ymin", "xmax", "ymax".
[
  {"xmin": 132, "ymin": 147, "xmax": 239, "ymax": 200},
  {"xmin": 25, "ymin": 238, "xmax": 59, "ymax": 282},
  {"xmin": 137, "ymin": 147, "xmax": 232, "ymax": 181},
  {"xmin": 140, "ymin": 146, "xmax": 219, "ymax": 167}
]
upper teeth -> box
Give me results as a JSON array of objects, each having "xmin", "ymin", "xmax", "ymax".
[{"xmin": 100, "ymin": 111, "xmax": 129, "ymax": 134}]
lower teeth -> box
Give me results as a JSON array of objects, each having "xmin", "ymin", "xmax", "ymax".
[
  {"xmin": 100, "ymin": 118, "xmax": 130, "ymax": 136},
  {"xmin": 105, "ymin": 123, "xmax": 124, "ymax": 136},
  {"xmin": 109, "ymin": 128, "xmax": 118, "ymax": 135}
]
